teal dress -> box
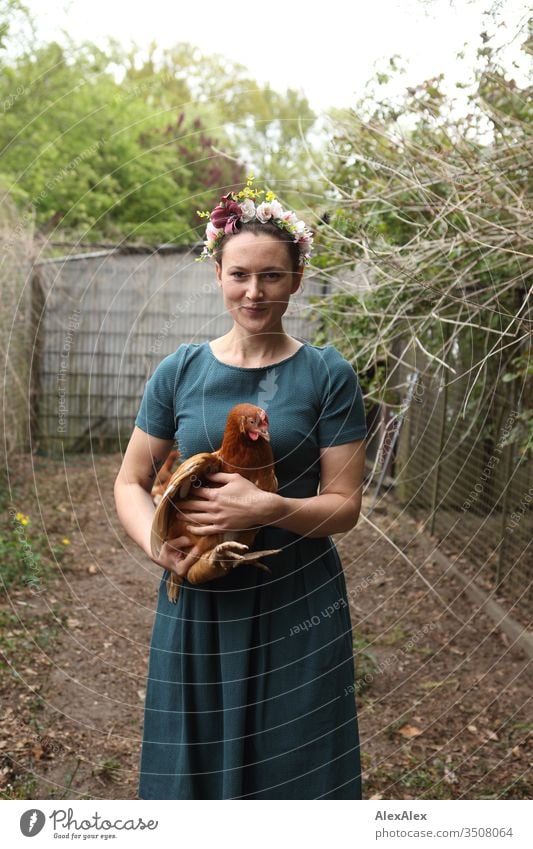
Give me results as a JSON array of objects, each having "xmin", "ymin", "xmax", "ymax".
[{"xmin": 134, "ymin": 339, "xmax": 367, "ymax": 799}]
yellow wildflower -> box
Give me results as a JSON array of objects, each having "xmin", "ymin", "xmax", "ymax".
[
  {"xmin": 16, "ymin": 512, "xmax": 29, "ymax": 525},
  {"xmin": 265, "ymin": 190, "xmax": 277, "ymax": 202},
  {"xmin": 61, "ymin": 538, "xmax": 70, "ymax": 545}
]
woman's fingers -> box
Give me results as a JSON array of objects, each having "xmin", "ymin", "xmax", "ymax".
[
  {"xmin": 155, "ymin": 534, "xmax": 203, "ymax": 579},
  {"xmin": 157, "ymin": 536, "xmax": 194, "ymax": 572},
  {"xmin": 173, "ymin": 544, "xmax": 202, "ymax": 578},
  {"xmin": 165, "ymin": 535, "xmax": 191, "ymax": 550}
]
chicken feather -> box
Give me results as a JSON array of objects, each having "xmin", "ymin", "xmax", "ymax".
[{"xmin": 151, "ymin": 403, "xmax": 282, "ymax": 602}]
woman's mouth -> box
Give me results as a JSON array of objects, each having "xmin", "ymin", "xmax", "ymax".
[{"xmin": 242, "ymin": 306, "xmax": 267, "ymax": 313}]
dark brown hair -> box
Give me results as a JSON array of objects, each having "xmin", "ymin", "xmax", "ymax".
[{"xmin": 213, "ymin": 220, "xmax": 302, "ymax": 275}]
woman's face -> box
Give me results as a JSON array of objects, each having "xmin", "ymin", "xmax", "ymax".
[{"xmin": 215, "ymin": 231, "xmax": 303, "ymax": 334}]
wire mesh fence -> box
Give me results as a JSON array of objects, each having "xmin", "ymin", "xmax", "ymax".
[
  {"xmin": 392, "ymin": 342, "xmax": 531, "ymax": 624},
  {"xmin": 31, "ymin": 245, "xmax": 329, "ymax": 454}
]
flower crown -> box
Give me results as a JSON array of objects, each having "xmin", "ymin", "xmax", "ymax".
[{"xmin": 196, "ymin": 175, "xmax": 314, "ymax": 265}]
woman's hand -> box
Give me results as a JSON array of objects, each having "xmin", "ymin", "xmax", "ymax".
[
  {"xmin": 152, "ymin": 534, "xmax": 202, "ymax": 578},
  {"xmin": 178, "ymin": 471, "xmax": 272, "ymax": 535}
]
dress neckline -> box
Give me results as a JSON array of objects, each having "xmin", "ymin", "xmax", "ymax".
[{"xmin": 205, "ymin": 340, "xmax": 306, "ymax": 371}]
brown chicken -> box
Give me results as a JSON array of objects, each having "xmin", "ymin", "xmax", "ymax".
[
  {"xmin": 150, "ymin": 403, "xmax": 283, "ymax": 603},
  {"xmin": 151, "ymin": 449, "xmax": 180, "ymax": 506}
]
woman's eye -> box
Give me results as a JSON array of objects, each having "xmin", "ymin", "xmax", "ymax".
[{"xmin": 230, "ymin": 272, "xmax": 281, "ymax": 280}]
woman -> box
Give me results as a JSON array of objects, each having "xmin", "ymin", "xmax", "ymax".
[{"xmin": 114, "ymin": 181, "xmax": 367, "ymax": 799}]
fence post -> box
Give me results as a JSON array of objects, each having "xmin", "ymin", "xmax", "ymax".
[
  {"xmin": 496, "ymin": 381, "xmax": 517, "ymax": 589},
  {"xmin": 429, "ymin": 328, "xmax": 449, "ymax": 536},
  {"xmin": 29, "ymin": 269, "xmax": 45, "ymax": 452},
  {"xmin": 429, "ymin": 375, "xmax": 447, "ymax": 535}
]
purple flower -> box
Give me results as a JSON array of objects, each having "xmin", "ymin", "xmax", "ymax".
[{"xmin": 211, "ymin": 195, "xmax": 243, "ymax": 234}]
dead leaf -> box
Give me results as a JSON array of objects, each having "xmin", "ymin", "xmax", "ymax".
[
  {"xmin": 510, "ymin": 746, "xmax": 521, "ymax": 758},
  {"xmin": 398, "ymin": 724, "xmax": 423, "ymax": 738},
  {"xmin": 66, "ymin": 618, "xmax": 81, "ymax": 629},
  {"xmin": 87, "ymin": 564, "xmax": 99, "ymax": 575}
]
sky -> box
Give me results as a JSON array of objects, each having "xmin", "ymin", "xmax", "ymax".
[{"xmin": 17, "ymin": 0, "xmax": 531, "ymax": 116}]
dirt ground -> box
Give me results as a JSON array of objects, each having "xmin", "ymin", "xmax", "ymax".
[{"xmin": 1, "ymin": 453, "xmax": 531, "ymax": 800}]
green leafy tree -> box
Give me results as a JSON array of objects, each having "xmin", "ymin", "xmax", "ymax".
[{"xmin": 312, "ymin": 17, "xmax": 531, "ymax": 454}]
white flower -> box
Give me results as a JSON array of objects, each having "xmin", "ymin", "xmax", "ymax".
[
  {"xmin": 270, "ymin": 200, "xmax": 284, "ymax": 219},
  {"xmin": 294, "ymin": 219, "xmax": 306, "ymax": 235},
  {"xmin": 239, "ymin": 198, "xmax": 256, "ymax": 222},
  {"xmin": 255, "ymin": 202, "xmax": 273, "ymax": 222}
]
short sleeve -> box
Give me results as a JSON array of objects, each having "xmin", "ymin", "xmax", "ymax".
[
  {"xmin": 134, "ymin": 345, "xmax": 187, "ymax": 439},
  {"xmin": 317, "ymin": 346, "xmax": 367, "ymax": 447}
]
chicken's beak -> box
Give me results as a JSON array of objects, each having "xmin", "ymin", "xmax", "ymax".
[
  {"xmin": 256, "ymin": 409, "xmax": 270, "ymax": 441},
  {"xmin": 246, "ymin": 409, "xmax": 270, "ymax": 441}
]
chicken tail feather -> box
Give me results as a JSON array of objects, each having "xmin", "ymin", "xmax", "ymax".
[{"xmin": 166, "ymin": 573, "xmax": 183, "ymax": 604}]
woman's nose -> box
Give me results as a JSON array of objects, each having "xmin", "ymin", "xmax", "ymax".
[{"xmin": 246, "ymin": 276, "xmax": 264, "ymax": 298}]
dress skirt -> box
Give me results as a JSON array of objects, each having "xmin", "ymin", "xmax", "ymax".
[{"xmin": 138, "ymin": 525, "xmax": 363, "ymax": 800}]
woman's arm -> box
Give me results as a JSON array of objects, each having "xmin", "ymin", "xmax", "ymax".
[
  {"xmin": 114, "ymin": 427, "xmax": 198, "ymax": 571},
  {"xmin": 263, "ymin": 440, "xmax": 366, "ymax": 537},
  {"xmin": 182, "ymin": 439, "xmax": 367, "ymax": 539}
]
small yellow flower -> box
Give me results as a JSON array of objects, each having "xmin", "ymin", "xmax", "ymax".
[
  {"xmin": 265, "ymin": 190, "xmax": 277, "ymax": 202},
  {"xmin": 61, "ymin": 538, "xmax": 70, "ymax": 545},
  {"xmin": 16, "ymin": 512, "xmax": 29, "ymax": 525}
]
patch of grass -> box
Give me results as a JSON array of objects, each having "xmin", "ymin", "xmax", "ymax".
[
  {"xmin": 0, "ymin": 492, "xmax": 69, "ymax": 593},
  {"xmin": 0, "ymin": 524, "xmax": 50, "ymax": 595},
  {"xmin": 379, "ymin": 625, "xmax": 410, "ymax": 646},
  {"xmin": 504, "ymin": 720, "xmax": 532, "ymax": 737},
  {"xmin": 360, "ymin": 751, "xmax": 373, "ymax": 768},
  {"xmin": 388, "ymin": 757, "xmax": 457, "ymax": 800},
  {"xmin": 94, "ymin": 758, "xmax": 121, "ymax": 783},
  {"xmin": 0, "ymin": 609, "xmax": 62, "ymax": 657},
  {"xmin": 0, "ymin": 760, "xmax": 37, "ymax": 800},
  {"xmin": 353, "ymin": 632, "xmax": 379, "ymax": 694},
  {"xmin": 483, "ymin": 776, "xmax": 532, "ymax": 800}
]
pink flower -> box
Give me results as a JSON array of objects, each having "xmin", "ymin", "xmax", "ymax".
[
  {"xmin": 270, "ymin": 200, "xmax": 284, "ymax": 218},
  {"xmin": 255, "ymin": 202, "xmax": 273, "ymax": 223},
  {"xmin": 281, "ymin": 210, "xmax": 298, "ymax": 224},
  {"xmin": 206, "ymin": 221, "xmax": 221, "ymax": 241}
]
